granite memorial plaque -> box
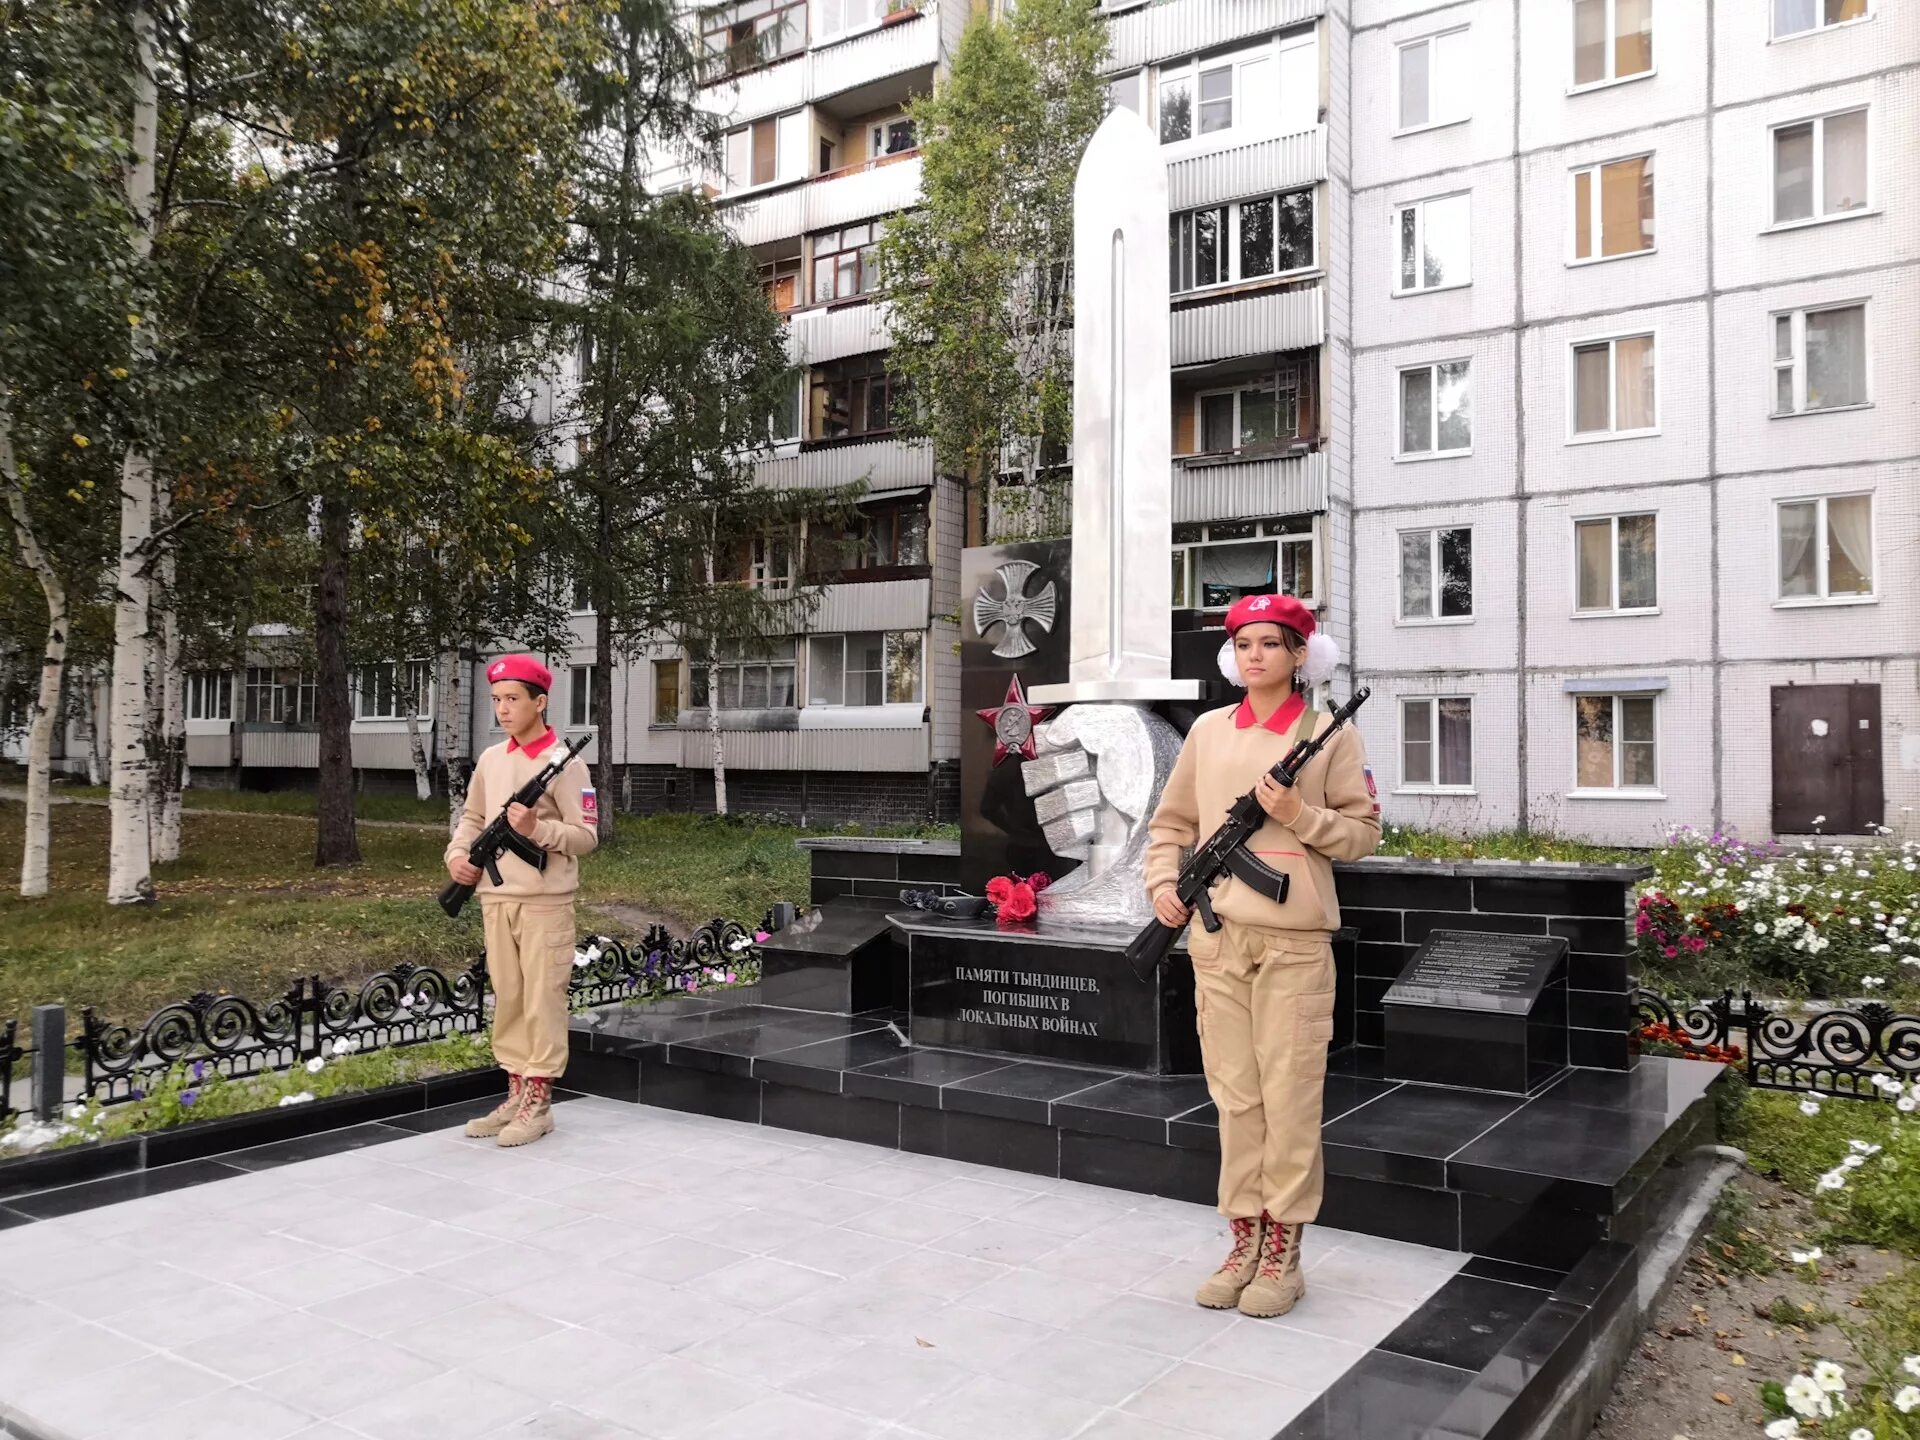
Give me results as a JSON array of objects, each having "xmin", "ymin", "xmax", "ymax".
[{"xmin": 1383, "ymin": 929, "xmax": 1569, "ymax": 1094}]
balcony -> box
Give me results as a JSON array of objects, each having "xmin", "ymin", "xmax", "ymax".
[
  {"xmin": 1174, "ymin": 449, "xmax": 1327, "ymax": 525},
  {"xmin": 754, "ymin": 434, "xmax": 934, "ymax": 495},
  {"xmin": 679, "ymin": 724, "xmax": 930, "ymax": 773},
  {"xmin": 722, "ymin": 153, "xmax": 923, "ymax": 248},
  {"xmin": 1171, "ymin": 283, "xmax": 1324, "ymax": 368},
  {"xmin": 1107, "ymin": 0, "xmax": 1323, "ymax": 72},
  {"xmin": 787, "ymin": 298, "xmax": 894, "ymax": 366},
  {"xmin": 1166, "ymin": 127, "xmax": 1326, "ymax": 211},
  {"xmin": 705, "ymin": 6, "xmax": 940, "ymax": 128},
  {"xmin": 807, "ymin": 578, "xmax": 932, "ymax": 632}
]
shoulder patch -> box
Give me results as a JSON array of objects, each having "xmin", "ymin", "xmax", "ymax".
[
  {"xmin": 1362, "ymin": 765, "xmax": 1380, "ymax": 814},
  {"xmin": 580, "ymin": 786, "xmax": 598, "ymax": 820}
]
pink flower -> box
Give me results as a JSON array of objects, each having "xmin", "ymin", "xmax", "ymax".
[
  {"xmin": 986, "ymin": 876, "xmax": 1014, "ymax": 907},
  {"xmin": 1028, "ymin": 872, "xmax": 1052, "ymax": 894},
  {"xmin": 1663, "ymin": 945, "xmax": 1679, "ymax": 959},
  {"xmin": 753, "ymin": 930, "xmax": 769, "ymax": 943},
  {"xmin": 1000, "ymin": 881, "xmax": 1038, "ymax": 922}
]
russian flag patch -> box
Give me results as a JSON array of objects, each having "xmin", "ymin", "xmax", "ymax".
[
  {"xmin": 580, "ymin": 787, "xmax": 598, "ymax": 820},
  {"xmin": 1362, "ymin": 766, "xmax": 1380, "ymax": 814}
]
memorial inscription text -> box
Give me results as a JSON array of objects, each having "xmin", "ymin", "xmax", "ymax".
[{"xmin": 954, "ymin": 965, "xmax": 1101, "ymax": 1038}]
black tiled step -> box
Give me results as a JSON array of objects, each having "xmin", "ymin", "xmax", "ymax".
[
  {"xmin": 1050, "ymin": 1075, "xmax": 1214, "ymax": 1143},
  {"xmin": 9, "ymin": 1159, "xmax": 248, "ymax": 1219},
  {"xmin": 1276, "ymin": 1349, "xmax": 1477, "ymax": 1438},
  {"xmin": 1377, "ymin": 1273, "xmax": 1551, "ymax": 1372},
  {"xmin": 843, "ymin": 1050, "xmax": 1021, "ymax": 1107},
  {"xmin": 939, "ymin": 1060, "xmax": 1120, "ymax": 1125},
  {"xmin": 1323, "ymin": 1085, "xmax": 1525, "ymax": 1188}
]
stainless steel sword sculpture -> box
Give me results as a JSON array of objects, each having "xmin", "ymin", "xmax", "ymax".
[{"xmin": 1020, "ymin": 110, "xmax": 1201, "ymax": 930}]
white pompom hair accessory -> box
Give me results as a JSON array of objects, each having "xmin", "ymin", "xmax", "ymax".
[
  {"xmin": 1215, "ymin": 593, "xmax": 1339, "ymax": 689},
  {"xmin": 1215, "ymin": 631, "xmax": 1341, "ymax": 688}
]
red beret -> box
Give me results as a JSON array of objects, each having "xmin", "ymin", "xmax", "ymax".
[
  {"xmin": 1224, "ymin": 594, "xmax": 1315, "ymax": 638},
  {"xmin": 486, "ymin": 654, "xmax": 552, "ymax": 692}
]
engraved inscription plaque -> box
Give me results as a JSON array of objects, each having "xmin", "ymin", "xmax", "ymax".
[
  {"xmin": 1383, "ymin": 929, "xmax": 1570, "ymax": 1094},
  {"xmin": 1384, "ymin": 931, "xmax": 1566, "ymax": 1015}
]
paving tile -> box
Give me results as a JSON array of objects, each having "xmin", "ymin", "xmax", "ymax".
[
  {"xmin": 904, "ymin": 1373, "xmax": 1103, "ymax": 1440},
  {"xmin": 338, "ymin": 1366, "xmax": 546, "ymax": 1440},
  {"xmin": 171, "ymin": 1308, "xmax": 367, "ymax": 1383},
  {"xmin": 1197, "ymin": 1318, "xmax": 1372, "ymax": 1387},
  {"xmin": 1121, "ymin": 1360, "xmax": 1316, "ymax": 1438},
  {"xmin": 958, "ymin": 1267, "xmax": 1117, "ymax": 1328},
  {"xmin": 995, "ymin": 1333, "xmax": 1178, "ymax": 1408},
  {"xmin": 309, "ymin": 1274, "xmax": 481, "ymax": 1337},
  {"xmin": 702, "ymin": 1256, "xmax": 841, "ymax": 1311},
  {"xmin": 929, "ymin": 1218, "xmax": 1068, "ymax": 1268},
  {"xmin": 605, "ymin": 1236, "xmax": 748, "ymax": 1285},
  {"xmin": 1069, "ymin": 1412, "xmax": 1203, "ymax": 1440},
  {"xmin": 252, "ymin": 1338, "xmax": 444, "ymax": 1418},
  {"xmin": 763, "ymin": 1224, "xmax": 914, "ymax": 1279},
  {"xmin": 138, "ymin": 1384, "xmax": 319, "ymax": 1440},
  {"xmin": 391, "ymin": 1299, "xmax": 565, "ymax": 1370},
  {"xmin": 1075, "ymin": 1294, "xmax": 1240, "ymax": 1359},
  {"xmin": 483, "ymin": 1403, "xmax": 653, "ymax": 1440},
  {"xmin": 0, "ymin": 1318, "xmax": 152, "ymax": 1395},
  {"xmin": 684, "ymin": 1393, "xmax": 886, "ymax": 1440},
  {"xmin": 909, "ymin": 1304, "xmax": 1057, "ymax": 1371},
  {"xmin": 690, "ymin": 1316, "xmax": 861, "ymax": 1387},
  {"xmin": 838, "ymin": 1199, "xmax": 981, "ymax": 1245},
  {"xmin": 787, "ymin": 1341, "xmax": 973, "ymax": 1422},
  {"xmin": 578, "ymin": 1354, "xmax": 770, "ymax": 1437},
  {"xmin": 12, "ymin": 1353, "xmax": 229, "ymax": 1440},
  {"xmin": 862, "ymin": 1247, "xmax": 1006, "ymax": 1302}
]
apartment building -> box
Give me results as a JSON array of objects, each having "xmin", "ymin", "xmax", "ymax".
[{"xmin": 65, "ymin": 0, "xmax": 1911, "ymax": 844}]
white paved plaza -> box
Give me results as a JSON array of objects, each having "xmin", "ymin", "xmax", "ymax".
[{"xmin": 0, "ymin": 1098, "xmax": 1467, "ymax": 1440}]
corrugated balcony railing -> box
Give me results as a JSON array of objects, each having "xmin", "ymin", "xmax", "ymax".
[
  {"xmin": 1171, "ymin": 283, "xmax": 1324, "ymax": 367},
  {"xmin": 679, "ymin": 725, "xmax": 930, "ymax": 773},
  {"xmin": 787, "ymin": 300, "xmax": 893, "ymax": 367},
  {"xmin": 1174, "ymin": 449, "xmax": 1328, "ymax": 525},
  {"xmin": 808, "ymin": 578, "xmax": 932, "ymax": 633},
  {"xmin": 1166, "ymin": 128, "xmax": 1326, "ymax": 211},
  {"xmin": 234, "ymin": 728, "xmax": 435, "ymax": 771},
  {"xmin": 1106, "ymin": 0, "xmax": 1324, "ymax": 72},
  {"xmin": 721, "ymin": 154, "xmax": 923, "ymax": 249},
  {"xmin": 754, "ymin": 435, "xmax": 935, "ymax": 496},
  {"xmin": 705, "ymin": 8, "xmax": 940, "ymax": 128}
]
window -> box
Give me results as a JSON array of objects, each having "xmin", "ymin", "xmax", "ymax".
[
  {"xmin": 568, "ymin": 666, "xmax": 596, "ymax": 727},
  {"xmin": 1778, "ymin": 494, "xmax": 1872, "ymax": 600},
  {"xmin": 859, "ymin": 503, "xmax": 929, "ymax": 569},
  {"xmin": 1575, "ymin": 694, "xmax": 1658, "ymax": 791},
  {"xmin": 1196, "ymin": 383, "xmax": 1289, "ymax": 455},
  {"xmin": 760, "ymin": 255, "xmax": 802, "ymax": 313},
  {"xmin": 1398, "ymin": 528, "xmax": 1473, "ymax": 620},
  {"xmin": 1170, "ymin": 190, "xmax": 1313, "ymax": 293},
  {"xmin": 809, "ymin": 354, "xmax": 902, "ymax": 441},
  {"xmin": 244, "ymin": 667, "xmax": 316, "ymax": 726},
  {"xmin": 355, "ymin": 662, "xmax": 432, "ymax": 720},
  {"xmin": 811, "ymin": 222, "xmax": 882, "ymax": 304},
  {"xmin": 1773, "ymin": 304, "xmax": 1867, "ymax": 415},
  {"xmin": 1571, "ymin": 154, "xmax": 1653, "ymax": 261},
  {"xmin": 1572, "ymin": 0, "xmax": 1652, "ymax": 88},
  {"xmin": 1396, "ymin": 28, "xmax": 1470, "ymax": 132},
  {"xmin": 653, "ymin": 660, "xmax": 682, "ymax": 723},
  {"xmin": 1171, "ymin": 518, "xmax": 1315, "ymax": 610},
  {"xmin": 1772, "ymin": 110, "xmax": 1868, "ymax": 225},
  {"xmin": 807, "ymin": 631, "xmax": 923, "ymax": 705},
  {"xmin": 186, "ymin": 672, "xmax": 232, "ymax": 721},
  {"xmin": 1575, "ymin": 514, "xmax": 1657, "ymax": 613},
  {"xmin": 1109, "ymin": 72, "xmax": 1143, "ymax": 115},
  {"xmin": 1398, "ymin": 361, "xmax": 1472, "ymax": 456},
  {"xmin": 1402, "ymin": 697, "xmax": 1473, "ymax": 789},
  {"xmin": 770, "ymin": 371, "xmax": 803, "ymax": 443},
  {"xmin": 569, "ymin": 576, "xmax": 593, "ymax": 613},
  {"xmin": 723, "ymin": 112, "xmax": 805, "ymax": 192},
  {"xmin": 814, "ymin": 0, "xmax": 887, "ymax": 42},
  {"xmin": 1571, "ymin": 333, "xmax": 1655, "ymax": 436},
  {"xmin": 689, "ymin": 639, "xmax": 798, "ymax": 709},
  {"xmin": 748, "ymin": 533, "xmax": 793, "ymax": 590},
  {"xmin": 1155, "ymin": 40, "xmax": 1291, "ymax": 148},
  {"xmin": 703, "ymin": 0, "xmax": 806, "ymax": 72},
  {"xmin": 869, "ymin": 116, "xmax": 916, "ymax": 158},
  {"xmin": 1394, "ymin": 193, "xmax": 1470, "ymax": 294},
  {"xmin": 1773, "ymin": 0, "xmax": 1869, "ymax": 40}
]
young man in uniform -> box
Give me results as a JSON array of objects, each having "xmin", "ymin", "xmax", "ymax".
[
  {"xmin": 445, "ymin": 654, "xmax": 599, "ymax": 1147},
  {"xmin": 1146, "ymin": 595, "xmax": 1381, "ymax": 1318}
]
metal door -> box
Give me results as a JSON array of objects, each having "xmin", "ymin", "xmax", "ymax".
[{"xmin": 1771, "ymin": 683, "xmax": 1882, "ymax": 835}]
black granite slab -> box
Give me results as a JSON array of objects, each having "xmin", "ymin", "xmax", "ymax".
[
  {"xmin": 757, "ymin": 905, "xmax": 900, "ymax": 1014},
  {"xmin": 900, "ymin": 1105, "xmax": 1061, "ymax": 1177},
  {"xmin": 1323, "ymin": 1085, "xmax": 1527, "ymax": 1188},
  {"xmin": 1385, "ymin": 932, "xmax": 1570, "ymax": 1095},
  {"xmin": 1276, "ymin": 1349, "xmax": 1478, "ymax": 1439},
  {"xmin": 9, "ymin": 1159, "xmax": 248, "ymax": 1219},
  {"xmin": 223, "ymin": 1121, "xmax": 415, "ymax": 1171},
  {"xmin": 939, "ymin": 1059, "xmax": 1119, "ymax": 1125},
  {"xmin": 752, "ymin": 1029, "xmax": 914, "ymax": 1093},
  {"xmin": 1050, "ymin": 1075, "xmax": 1213, "ymax": 1144},
  {"xmin": 667, "ymin": 1012, "xmax": 897, "ymax": 1078},
  {"xmin": 1378, "ymin": 1273, "xmax": 1551, "ymax": 1372},
  {"xmin": 843, "ymin": 1049, "xmax": 1020, "ymax": 1107}
]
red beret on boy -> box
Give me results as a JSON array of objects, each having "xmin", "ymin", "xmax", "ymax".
[
  {"xmin": 1223, "ymin": 593, "xmax": 1316, "ymax": 638},
  {"xmin": 486, "ymin": 654, "xmax": 552, "ymax": 693}
]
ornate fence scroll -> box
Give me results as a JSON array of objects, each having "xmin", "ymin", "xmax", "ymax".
[
  {"xmin": 1634, "ymin": 988, "xmax": 1920, "ymax": 1100},
  {"xmin": 567, "ymin": 918, "xmax": 760, "ymax": 1010}
]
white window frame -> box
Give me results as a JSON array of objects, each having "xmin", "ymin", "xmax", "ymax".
[
  {"xmin": 1171, "ymin": 518, "xmax": 1318, "ymax": 612},
  {"xmin": 1169, "ymin": 189, "xmax": 1317, "ymax": 295},
  {"xmin": 722, "ymin": 110, "xmax": 807, "ymax": 195},
  {"xmin": 1774, "ymin": 492, "xmax": 1876, "ymax": 606},
  {"xmin": 812, "ymin": 0, "xmax": 888, "ymax": 46},
  {"xmin": 1396, "ymin": 526, "xmax": 1474, "ymax": 624},
  {"xmin": 1571, "ymin": 693, "xmax": 1661, "ymax": 796},
  {"xmin": 1395, "ymin": 359, "xmax": 1473, "ymax": 459},
  {"xmin": 1567, "ymin": 153, "xmax": 1654, "ymax": 265},
  {"xmin": 1398, "ymin": 695, "xmax": 1475, "ymax": 793},
  {"xmin": 1569, "ymin": 0, "xmax": 1655, "ymax": 93},
  {"xmin": 1109, "ymin": 70, "xmax": 1144, "ymax": 115},
  {"xmin": 651, "ymin": 659, "xmax": 683, "ymax": 726},
  {"xmin": 354, "ymin": 661, "xmax": 434, "ymax": 722},
  {"xmin": 186, "ymin": 671, "xmax": 233, "ymax": 722},
  {"xmin": 1567, "ymin": 330, "xmax": 1658, "ymax": 441},
  {"xmin": 1572, "ymin": 512, "xmax": 1659, "ymax": 616},
  {"xmin": 1770, "ymin": 0, "xmax": 1872, "ymax": 42},
  {"xmin": 868, "ymin": 113, "xmax": 916, "ymax": 160},
  {"xmin": 1771, "ymin": 302, "xmax": 1870, "ymax": 417},
  {"xmin": 567, "ymin": 665, "xmax": 596, "ymax": 728},
  {"xmin": 746, "ymin": 533, "xmax": 794, "ymax": 590},
  {"xmin": 690, "ymin": 640, "xmax": 798, "ymax": 711},
  {"xmin": 1768, "ymin": 108, "xmax": 1872, "ymax": 230},
  {"xmin": 1153, "ymin": 41, "xmax": 1273, "ymax": 151},
  {"xmin": 805, "ymin": 630, "xmax": 924, "ymax": 707},
  {"xmin": 1393, "ymin": 27, "xmax": 1471, "ymax": 136},
  {"xmin": 1392, "ymin": 193, "xmax": 1472, "ymax": 297}
]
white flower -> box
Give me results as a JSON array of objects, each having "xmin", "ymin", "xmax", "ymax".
[
  {"xmin": 1786, "ymin": 1373, "xmax": 1833, "ymax": 1417},
  {"xmin": 1755, "ymin": 922, "xmax": 1770, "ymax": 935},
  {"xmin": 1871, "ymin": 1074, "xmax": 1903, "ymax": 1094},
  {"xmin": 1841, "ymin": 1154, "xmax": 1866, "ymax": 1170},
  {"xmin": 1903, "ymin": 1355, "xmax": 1920, "ymax": 1379},
  {"xmin": 1817, "ymin": 1171, "xmax": 1847, "ymax": 1191},
  {"xmin": 1790, "ymin": 1246, "xmax": 1823, "ymax": 1264},
  {"xmin": 1847, "ymin": 1140, "xmax": 1881, "ymax": 1155},
  {"xmin": 1800, "ymin": 1097, "xmax": 1823, "ymax": 1116},
  {"xmin": 1861, "ymin": 975, "xmax": 1884, "ymax": 988},
  {"xmin": 1765, "ymin": 1422, "xmax": 1801, "ymax": 1440},
  {"xmin": 330, "ymin": 1036, "xmax": 359, "ymax": 1057},
  {"xmin": 1813, "ymin": 1360, "xmax": 1847, "ymax": 1393},
  {"xmin": 1813, "ymin": 815, "xmax": 1827, "ymax": 825},
  {"xmin": 1894, "ymin": 1384, "xmax": 1920, "ymax": 1413},
  {"xmin": 276, "ymin": 1091, "xmax": 314, "ymax": 1108},
  {"xmin": 572, "ymin": 949, "xmax": 591, "ymax": 969},
  {"xmin": 1850, "ymin": 1429, "xmax": 1874, "ymax": 1440},
  {"xmin": 305, "ymin": 1057, "xmax": 325, "ymax": 1074}
]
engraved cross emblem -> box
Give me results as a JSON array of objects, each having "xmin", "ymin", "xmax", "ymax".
[{"xmin": 973, "ymin": 560, "xmax": 1059, "ymax": 660}]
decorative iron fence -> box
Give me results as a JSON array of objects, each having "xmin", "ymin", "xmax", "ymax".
[
  {"xmin": 1, "ymin": 1020, "xmax": 21, "ymax": 1126},
  {"xmin": 71, "ymin": 917, "xmax": 765, "ymax": 1107},
  {"xmin": 1634, "ymin": 988, "xmax": 1920, "ymax": 1100}
]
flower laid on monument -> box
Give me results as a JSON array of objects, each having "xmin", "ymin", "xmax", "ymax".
[{"xmin": 985, "ymin": 873, "xmax": 1043, "ymax": 926}]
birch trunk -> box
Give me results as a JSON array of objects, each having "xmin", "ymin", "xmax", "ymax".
[
  {"xmin": 399, "ymin": 666, "xmax": 431, "ymax": 802},
  {"xmin": 154, "ymin": 583, "xmax": 184, "ymax": 862},
  {"xmin": 107, "ymin": 1, "xmax": 159, "ymax": 905},
  {"xmin": 82, "ymin": 671, "xmax": 107, "ymax": 787},
  {"xmin": 701, "ymin": 548, "xmax": 727, "ymax": 816},
  {"xmin": 1, "ymin": 388, "xmax": 68, "ymax": 898},
  {"xmin": 592, "ymin": 570, "xmax": 615, "ymax": 843},
  {"xmin": 441, "ymin": 649, "xmax": 468, "ymax": 833}
]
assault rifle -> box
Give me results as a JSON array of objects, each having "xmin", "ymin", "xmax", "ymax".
[
  {"xmin": 1124, "ymin": 689, "xmax": 1370, "ymax": 981},
  {"xmin": 438, "ymin": 732, "xmax": 594, "ymax": 918}
]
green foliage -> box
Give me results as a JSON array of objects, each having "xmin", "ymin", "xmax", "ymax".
[
  {"xmin": 1732, "ymin": 1087, "xmax": 1920, "ymax": 1258},
  {"xmin": 1375, "ymin": 823, "xmax": 1640, "ymax": 864},
  {"xmin": 1707, "ymin": 1180, "xmax": 1780, "ymax": 1277},
  {"xmin": 876, "ymin": 0, "xmax": 1111, "ymax": 493}
]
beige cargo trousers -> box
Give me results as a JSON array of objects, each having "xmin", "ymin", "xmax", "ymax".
[
  {"xmin": 1188, "ymin": 920, "xmax": 1338, "ymax": 1222},
  {"xmin": 481, "ymin": 899, "xmax": 577, "ymax": 1080}
]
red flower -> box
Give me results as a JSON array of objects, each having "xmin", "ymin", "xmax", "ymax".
[
  {"xmin": 1000, "ymin": 881, "xmax": 1038, "ymax": 922},
  {"xmin": 1028, "ymin": 872, "xmax": 1052, "ymax": 894},
  {"xmin": 985, "ymin": 876, "xmax": 1014, "ymax": 907}
]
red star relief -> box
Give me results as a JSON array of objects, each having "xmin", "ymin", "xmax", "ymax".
[{"xmin": 977, "ymin": 676, "xmax": 1051, "ymax": 765}]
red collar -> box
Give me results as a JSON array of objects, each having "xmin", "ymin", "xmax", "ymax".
[
  {"xmin": 1234, "ymin": 692, "xmax": 1306, "ymax": 736},
  {"xmin": 506, "ymin": 727, "xmax": 558, "ymax": 759}
]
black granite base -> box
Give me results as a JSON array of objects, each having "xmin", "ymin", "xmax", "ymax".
[{"xmin": 758, "ymin": 905, "xmax": 902, "ymax": 1013}]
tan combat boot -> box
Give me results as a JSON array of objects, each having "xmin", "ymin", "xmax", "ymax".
[
  {"xmin": 1237, "ymin": 1214, "xmax": 1306, "ymax": 1318},
  {"xmin": 498, "ymin": 1076, "xmax": 555, "ymax": 1148},
  {"xmin": 1195, "ymin": 1216, "xmax": 1264, "ymax": 1309},
  {"xmin": 465, "ymin": 1074, "xmax": 522, "ymax": 1139}
]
